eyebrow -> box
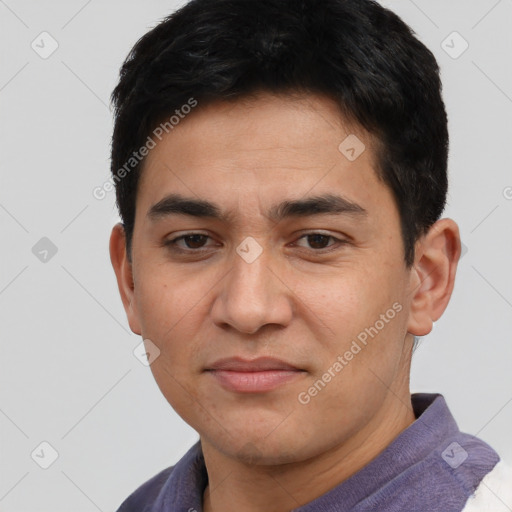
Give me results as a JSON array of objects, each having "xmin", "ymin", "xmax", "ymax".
[{"xmin": 147, "ymin": 192, "xmax": 367, "ymax": 223}]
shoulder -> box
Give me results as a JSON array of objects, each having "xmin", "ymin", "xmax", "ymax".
[
  {"xmin": 115, "ymin": 465, "xmax": 175, "ymax": 512},
  {"xmin": 115, "ymin": 440, "xmax": 205, "ymax": 511},
  {"xmin": 461, "ymin": 460, "xmax": 512, "ymax": 512}
]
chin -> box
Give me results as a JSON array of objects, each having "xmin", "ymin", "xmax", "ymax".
[{"xmin": 233, "ymin": 440, "xmax": 302, "ymax": 466}]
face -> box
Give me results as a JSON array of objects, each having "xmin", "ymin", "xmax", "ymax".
[{"xmin": 115, "ymin": 93, "xmax": 423, "ymax": 464}]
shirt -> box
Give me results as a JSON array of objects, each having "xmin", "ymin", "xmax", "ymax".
[{"xmin": 116, "ymin": 393, "xmax": 512, "ymax": 511}]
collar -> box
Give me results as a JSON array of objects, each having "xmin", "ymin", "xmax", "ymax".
[{"xmin": 149, "ymin": 393, "xmax": 498, "ymax": 512}]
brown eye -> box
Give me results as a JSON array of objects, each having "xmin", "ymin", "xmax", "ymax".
[
  {"xmin": 164, "ymin": 233, "xmax": 215, "ymax": 252},
  {"xmin": 304, "ymin": 234, "xmax": 333, "ymax": 249},
  {"xmin": 295, "ymin": 233, "xmax": 344, "ymax": 250},
  {"xmin": 179, "ymin": 234, "xmax": 209, "ymax": 249}
]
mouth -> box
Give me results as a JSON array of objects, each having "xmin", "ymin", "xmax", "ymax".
[{"xmin": 205, "ymin": 357, "xmax": 306, "ymax": 393}]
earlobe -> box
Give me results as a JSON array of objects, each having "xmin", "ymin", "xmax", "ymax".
[
  {"xmin": 109, "ymin": 223, "xmax": 142, "ymax": 335},
  {"xmin": 407, "ymin": 218, "xmax": 461, "ymax": 337}
]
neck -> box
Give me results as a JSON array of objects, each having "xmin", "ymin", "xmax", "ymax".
[{"xmin": 202, "ymin": 388, "xmax": 416, "ymax": 512}]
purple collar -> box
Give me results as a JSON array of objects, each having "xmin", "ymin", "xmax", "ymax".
[{"xmin": 117, "ymin": 393, "xmax": 500, "ymax": 512}]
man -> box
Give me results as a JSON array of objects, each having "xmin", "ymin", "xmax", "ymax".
[{"xmin": 109, "ymin": 0, "xmax": 512, "ymax": 510}]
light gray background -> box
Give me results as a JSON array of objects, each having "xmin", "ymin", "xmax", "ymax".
[{"xmin": 1, "ymin": 0, "xmax": 511, "ymax": 510}]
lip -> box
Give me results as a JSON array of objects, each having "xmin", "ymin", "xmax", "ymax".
[
  {"xmin": 205, "ymin": 357, "xmax": 305, "ymax": 393},
  {"xmin": 207, "ymin": 356, "xmax": 301, "ymax": 372}
]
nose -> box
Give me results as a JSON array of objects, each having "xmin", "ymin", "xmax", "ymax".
[{"xmin": 210, "ymin": 241, "xmax": 294, "ymax": 335}]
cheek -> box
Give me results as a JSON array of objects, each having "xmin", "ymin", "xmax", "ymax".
[
  {"xmin": 135, "ymin": 265, "xmax": 199, "ymax": 333},
  {"xmin": 296, "ymin": 262, "xmax": 409, "ymax": 383},
  {"xmin": 133, "ymin": 270, "xmax": 207, "ymax": 381},
  {"xmin": 135, "ymin": 273, "xmax": 207, "ymax": 414},
  {"xmin": 294, "ymin": 265, "xmax": 398, "ymax": 340}
]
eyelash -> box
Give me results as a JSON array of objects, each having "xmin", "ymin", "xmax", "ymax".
[{"xmin": 163, "ymin": 232, "xmax": 349, "ymax": 255}]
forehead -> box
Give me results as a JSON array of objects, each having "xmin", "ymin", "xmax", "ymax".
[{"xmin": 136, "ymin": 93, "xmax": 393, "ymax": 224}]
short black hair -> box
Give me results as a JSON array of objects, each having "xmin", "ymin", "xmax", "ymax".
[{"xmin": 110, "ymin": 0, "xmax": 448, "ymax": 266}]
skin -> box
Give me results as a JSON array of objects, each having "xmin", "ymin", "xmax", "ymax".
[{"xmin": 110, "ymin": 93, "xmax": 461, "ymax": 512}]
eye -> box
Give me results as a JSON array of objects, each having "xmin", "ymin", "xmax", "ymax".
[
  {"xmin": 164, "ymin": 233, "xmax": 216, "ymax": 252},
  {"xmin": 163, "ymin": 231, "xmax": 349, "ymax": 255},
  {"xmin": 293, "ymin": 232, "xmax": 348, "ymax": 251}
]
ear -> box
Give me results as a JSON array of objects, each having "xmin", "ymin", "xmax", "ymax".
[
  {"xmin": 407, "ymin": 218, "xmax": 461, "ymax": 337},
  {"xmin": 109, "ymin": 223, "xmax": 142, "ymax": 335}
]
